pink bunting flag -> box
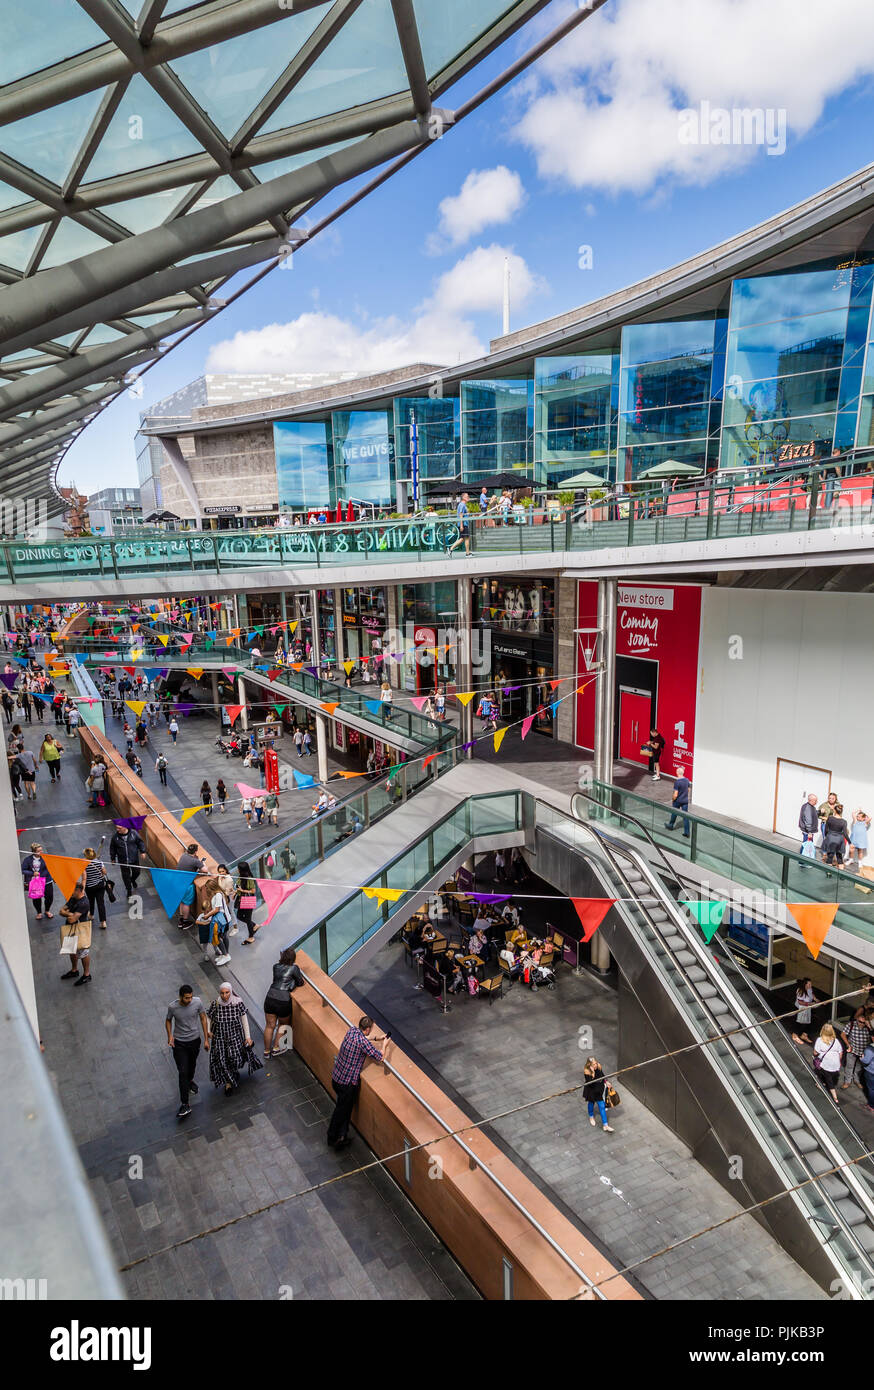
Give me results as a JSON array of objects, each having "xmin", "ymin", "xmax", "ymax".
[
  {"xmin": 256, "ymin": 879, "xmax": 301, "ymax": 928},
  {"xmin": 521, "ymin": 715, "xmax": 535, "ymax": 740},
  {"xmin": 222, "ymin": 666, "xmax": 237, "ymax": 679},
  {"xmin": 410, "ymin": 696, "xmax": 428, "ymax": 712},
  {"xmin": 235, "ymin": 781, "xmax": 265, "ymax": 799}
]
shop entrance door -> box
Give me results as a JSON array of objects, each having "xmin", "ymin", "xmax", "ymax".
[
  {"xmin": 774, "ymin": 758, "xmax": 831, "ymax": 839},
  {"xmin": 618, "ymin": 687, "xmax": 651, "ymax": 764}
]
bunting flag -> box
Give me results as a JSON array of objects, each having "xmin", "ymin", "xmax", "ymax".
[
  {"xmin": 287, "ymin": 621, "xmax": 298, "ymax": 634},
  {"xmin": 571, "ymin": 897, "xmax": 616, "ymax": 942},
  {"xmin": 550, "ymin": 700, "xmax": 560, "ymax": 718},
  {"xmin": 292, "ymin": 770, "xmax": 315, "ymax": 790},
  {"xmin": 113, "ymin": 816, "xmax": 146, "ymax": 833},
  {"xmin": 683, "ymin": 899, "xmax": 728, "ymax": 943},
  {"xmin": 304, "ymin": 666, "xmax": 318, "ymax": 677},
  {"xmin": 225, "ymin": 704, "xmax": 244, "ymax": 725},
  {"xmin": 130, "ymin": 623, "xmax": 140, "ymax": 633},
  {"xmin": 365, "ymin": 699, "xmax": 382, "ymax": 717},
  {"xmin": 786, "ymin": 902, "xmax": 839, "ymax": 960},
  {"xmin": 256, "ymin": 879, "xmax": 301, "ymax": 927},
  {"xmin": 221, "ymin": 667, "xmax": 236, "ymax": 680},
  {"xmin": 156, "ymin": 634, "xmax": 169, "ymax": 647},
  {"xmin": 124, "ymin": 666, "xmax": 136, "ymax": 677},
  {"xmin": 125, "ymin": 700, "xmax": 147, "ymax": 718},
  {"xmin": 179, "ymin": 806, "xmax": 204, "ymax": 825},
  {"xmin": 142, "ymin": 667, "xmax": 166, "ymax": 682},
  {"xmin": 74, "ymin": 653, "xmax": 88, "ymax": 665},
  {"xmin": 460, "ymin": 740, "xmax": 476, "ymax": 752},
  {"xmin": 320, "ymin": 702, "xmax": 338, "ymax": 715},
  {"xmin": 422, "ymin": 753, "xmax": 437, "ymax": 768},
  {"xmin": 0, "ymin": 672, "xmax": 17, "ymax": 690},
  {"xmin": 390, "ymin": 652, "xmax": 403, "ymax": 662},
  {"xmin": 225, "ymin": 634, "xmax": 237, "ymax": 647},
  {"xmin": 42, "ymin": 854, "xmax": 90, "ymax": 902},
  {"xmin": 273, "ymin": 704, "xmax": 288, "ymax": 717},
  {"xmin": 521, "ymin": 715, "xmax": 535, "ymax": 740},
  {"xmin": 210, "ymin": 602, "xmax": 222, "ymax": 611},
  {"xmin": 235, "ymin": 781, "xmax": 265, "ymax": 799},
  {"xmin": 79, "ymin": 702, "xmax": 105, "ymax": 734},
  {"xmin": 493, "ymin": 727, "xmax": 507, "ymax": 753},
  {"xmin": 362, "ymin": 887, "xmax": 406, "ymax": 904},
  {"xmin": 469, "ymin": 892, "xmax": 512, "ymax": 904},
  {"xmin": 455, "ymin": 691, "xmax": 475, "ymax": 706},
  {"xmin": 343, "ymin": 660, "xmax": 355, "ymax": 676},
  {"xmin": 549, "ymin": 679, "xmax": 563, "ymax": 690},
  {"xmin": 151, "ymin": 868, "xmax": 199, "ymax": 919},
  {"xmin": 410, "ymin": 696, "xmax": 428, "ymax": 712},
  {"xmin": 291, "ymin": 663, "xmax": 303, "ymax": 673},
  {"xmin": 206, "ymin": 630, "xmax": 217, "ymax": 642},
  {"xmin": 180, "ymin": 632, "xmax": 194, "ymax": 644},
  {"xmin": 186, "ymin": 668, "xmax": 204, "ymax": 680},
  {"xmin": 267, "ymin": 669, "xmax": 281, "ymax": 682},
  {"xmin": 173, "ymin": 703, "xmax": 196, "ymax": 716}
]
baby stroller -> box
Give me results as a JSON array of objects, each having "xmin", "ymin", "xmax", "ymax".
[{"xmin": 525, "ymin": 962, "xmax": 556, "ymax": 992}]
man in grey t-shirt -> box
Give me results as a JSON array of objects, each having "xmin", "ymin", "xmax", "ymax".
[{"xmin": 165, "ymin": 985, "xmax": 209, "ymax": 1118}]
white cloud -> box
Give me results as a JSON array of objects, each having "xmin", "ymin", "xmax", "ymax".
[
  {"xmin": 430, "ymin": 165, "xmax": 526, "ymax": 250},
  {"xmin": 206, "ymin": 245, "xmax": 546, "ymax": 375},
  {"xmin": 513, "ymin": 0, "xmax": 874, "ymax": 193}
]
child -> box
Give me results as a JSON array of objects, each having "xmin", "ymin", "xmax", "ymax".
[{"xmin": 849, "ymin": 810, "xmax": 871, "ymax": 872}]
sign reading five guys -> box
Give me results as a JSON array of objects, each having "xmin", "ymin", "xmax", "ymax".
[{"xmin": 575, "ymin": 581, "xmax": 702, "ymax": 774}]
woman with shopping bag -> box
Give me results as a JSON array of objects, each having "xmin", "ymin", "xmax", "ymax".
[{"xmin": 22, "ymin": 842, "xmax": 53, "ymax": 920}]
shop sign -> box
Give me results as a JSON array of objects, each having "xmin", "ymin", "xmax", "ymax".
[
  {"xmin": 414, "ymin": 626, "xmax": 436, "ymax": 645},
  {"xmin": 204, "ymin": 505, "xmax": 241, "ymax": 515},
  {"xmin": 492, "ymin": 640, "xmax": 530, "ymax": 660},
  {"xmin": 361, "ymin": 614, "xmax": 383, "ymax": 631}
]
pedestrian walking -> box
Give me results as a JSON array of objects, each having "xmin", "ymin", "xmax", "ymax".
[
  {"xmin": 791, "ymin": 978, "xmax": 816, "ymax": 1044},
  {"xmin": 109, "ymin": 823, "xmax": 146, "ymax": 899},
  {"xmin": 216, "ymin": 777, "xmax": 227, "ymax": 812},
  {"xmin": 85, "ymin": 757, "xmax": 106, "ymax": 807},
  {"xmin": 165, "ymin": 985, "xmax": 210, "ymax": 1119},
  {"xmin": 293, "ymin": 727, "xmax": 304, "ymax": 757},
  {"xmin": 664, "ymin": 765, "xmax": 692, "ymax": 837},
  {"xmin": 155, "ymin": 751, "xmax": 168, "ymax": 786},
  {"xmin": 241, "ymin": 795, "xmax": 253, "ymax": 830},
  {"xmin": 15, "ymin": 744, "xmax": 38, "ymax": 800},
  {"xmin": 168, "ymin": 716, "xmax": 179, "ymax": 744},
  {"xmin": 302, "ymin": 728, "xmax": 313, "ymax": 756},
  {"xmin": 379, "ymin": 680, "xmax": 393, "ymax": 722},
  {"xmin": 840, "ymin": 1007, "xmax": 872, "ymax": 1089},
  {"xmin": 59, "ymin": 880, "xmax": 93, "ymax": 988},
  {"xmin": 207, "ymin": 983, "xmax": 262, "ymax": 1096},
  {"xmin": 175, "ymin": 843, "xmax": 205, "ymax": 929},
  {"xmin": 205, "ymin": 874, "xmax": 233, "ymax": 964},
  {"xmin": 22, "ymin": 842, "xmax": 54, "ymax": 920},
  {"xmin": 326, "ymin": 1016, "xmax": 389, "ymax": 1149},
  {"xmin": 262, "ymin": 947, "xmax": 306, "ymax": 1057},
  {"xmin": 234, "ymin": 859, "xmax": 259, "ymax": 945},
  {"xmin": 813, "ymin": 1024, "xmax": 843, "ymax": 1102},
  {"xmin": 81, "ymin": 842, "xmax": 110, "ymax": 930},
  {"xmin": 253, "ymin": 794, "xmax": 265, "ymax": 825},
  {"xmin": 265, "ymin": 789, "xmax": 279, "ymax": 825},
  {"xmin": 583, "ymin": 1056, "xmax": 614, "ymax": 1132},
  {"xmin": 200, "ymin": 780, "xmax": 213, "ymax": 816},
  {"xmin": 39, "ymin": 732, "xmax": 63, "ymax": 782},
  {"xmin": 447, "ymin": 491, "xmax": 471, "ymax": 555},
  {"xmin": 798, "ymin": 792, "xmax": 819, "ymax": 857},
  {"xmin": 494, "ymin": 848, "xmax": 507, "ymax": 882}
]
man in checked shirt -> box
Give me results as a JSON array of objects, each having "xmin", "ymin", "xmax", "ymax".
[{"xmin": 327, "ymin": 1015, "xmax": 391, "ymax": 1150}]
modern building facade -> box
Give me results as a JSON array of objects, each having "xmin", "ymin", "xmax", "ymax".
[
  {"xmin": 146, "ymin": 162, "xmax": 874, "ymax": 521},
  {"xmin": 87, "ymin": 486, "xmax": 142, "ymax": 535}
]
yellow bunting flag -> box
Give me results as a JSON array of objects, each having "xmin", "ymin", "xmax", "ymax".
[
  {"xmin": 343, "ymin": 660, "xmax": 355, "ymax": 675},
  {"xmin": 50, "ymin": 631, "xmax": 59, "ymax": 641},
  {"xmin": 156, "ymin": 634, "xmax": 169, "ymax": 647},
  {"xmin": 42, "ymin": 854, "xmax": 90, "ymax": 902},
  {"xmin": 455, "ymin": 691, "xmax": 475, "ymax": 706},
  {"xmin": 493, "ymin": 727, "xmax": 507, "ymax": 753},
  {"xmin": 180, "ymin": 806, "xmax": 204, "ymax": 825},
  {"xmin": 362, "ymin": 887, "xmax": 405, "ymax": 904},
  {"xmin": 287, "ymin": 621, "xmax": 298, "ymax": 634},
  {"xmin": 785, "ymin": 903, "xmax": 839, "ymax": 960},
  {"xmin": 186, "ymin": 668, "xmax": 204, "ymax": 680},
  {"xmin": 130, "ymin": 648, "xmax": 145, "ymax": 661},
  {"xmin": 126, "ymin": 700, "xmax": 147, "ymax": 718}
]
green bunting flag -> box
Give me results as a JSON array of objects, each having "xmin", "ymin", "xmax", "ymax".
[{"xmin": 682, "ymin": 899, "xmax": 727, "ymax": 943}]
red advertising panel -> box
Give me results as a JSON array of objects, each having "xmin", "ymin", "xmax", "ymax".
[
  {"xmin": 575, "ymin": 581, "xmax": 702, "ymax": 775},
  {"xmin": 264, "ymin": 746, "xmax": 280, "ymax": 793}
]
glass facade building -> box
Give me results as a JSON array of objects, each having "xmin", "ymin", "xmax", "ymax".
[{"xmin": 271, "ymin": 259, "xmax": 874, "ymax": 507}]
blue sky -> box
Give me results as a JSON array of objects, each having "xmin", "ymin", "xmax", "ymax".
[{"xmin": 61, "ymin": 0, "xmax": 874, "ymax": 493}]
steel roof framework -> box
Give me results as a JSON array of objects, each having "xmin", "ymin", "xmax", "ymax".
[{"xmin": 0, "ymin": 0, "xmax": 607, "ymax": 507}]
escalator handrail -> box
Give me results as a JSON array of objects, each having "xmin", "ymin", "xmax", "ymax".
[
  {"xmin": 573, "ymin": 788, "xmax": 684, "ymax": 891},
  {"xmin": 569, "ymin": 816, "xmax": 874, "ymax": 1284}
]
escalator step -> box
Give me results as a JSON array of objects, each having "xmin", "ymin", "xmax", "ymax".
[
  {"xmin": 819, "ymin": 1174, "xmax": 852, "ymax": 1200},
  {"xmin": 806, "ymin": 1152, "xmax": 835, "ymax": 1174},
  {"xmin": 687, "ymin": 967, "xmax": 707, "ymax": 982},
  {"xmin": 833, "ymin": 1198, "xmax": 867, "ymax": 1227},
  {"xmin": 675, "ymin": 950, "xmax": 696, "ymax": 966},
  {"xmin": 762, "ymin": 1088, "xmax": 791, "ymax": 1111},
  {"xmin": 730, "ymin": 1033, "xmax": 755, "ymax": 1051},
  {"xmin": 746, "ymin": 1069, "xmax": 772, "ymax": 1090},
  {"xmin": 780, "ymin": 1111, "xmax": 804, "ymax": 1131},
  {"xmin": 697, "ymin": 984, "xmax": 718, "ymax": 1000},
  {"xmin": 789, "ymin": 1130, "xmax": 820, "ymax": 1155},
  {"xmin": 849, "ymin": 1223, "xmax": 874, "ymax": 1254}
]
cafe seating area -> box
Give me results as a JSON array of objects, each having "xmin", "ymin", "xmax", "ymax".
[{"xmin": 396, "ymin": 869, "xmax": 563, "ymax": 1009}]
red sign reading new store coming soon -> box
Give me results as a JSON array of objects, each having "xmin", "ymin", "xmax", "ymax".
[{"xmin": 575, "ymin": 581, "xmax": 703, "ymax": 775}]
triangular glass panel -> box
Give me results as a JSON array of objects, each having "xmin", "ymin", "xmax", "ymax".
[
  {"xmin": 2, "ymin": 1, "xmax": 107, "ymax": 86},
  {"xmin": 82, "ymin": 75, "xmax": 201, "ymax": 183},
  {"xmin": 39, "ymin": 221, "xmax": 114, "ymax": 270},
  {"xmin": 2, "ymin": 89, "xmax": 105, "ymax": 184}
]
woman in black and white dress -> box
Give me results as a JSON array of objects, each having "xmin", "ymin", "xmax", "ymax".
[{"xmin": 207, "ymin": 983, "xmax": 263, "ymax": 1096}]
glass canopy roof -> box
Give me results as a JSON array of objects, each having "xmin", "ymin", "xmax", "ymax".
[{"xmin": 0, "ymin": 0, "xmax": 555, "ymax": 504}]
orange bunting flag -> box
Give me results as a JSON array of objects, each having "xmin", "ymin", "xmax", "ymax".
[
  {"xmin": 320, "ymin": 702, "xmax": 338, "ymax": 715},
  {"xmin": 785, "ymin": 903, "xmax": 839, "ymax": 960},
  {"xmin": 493, "ymin": 727, "xmax": 507, "ymax": 753},
  {"xmin": 291, "ymin": 663, "xmax": 303, "ymax": 672},
  {"xmin": 455, "ymin": 691, "xmax": 475, "ymax": 706},
  {"xmin": 186, "ymin": 668, "xmax": 204, "ymax": 680},
  {"xmin": 42, "ymin": 854, "xmax": 90, "ymax": 903},
  {"xmin": 572, "ymin": 898, "xmax": 616, "ymax": 942},
  {"xmin": 131, "ymin": 623, "xmax": 140, "ymax": 633}
]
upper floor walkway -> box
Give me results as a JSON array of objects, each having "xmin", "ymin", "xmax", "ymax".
[{"xmin": 4, "ymin": 466, "xmax": 874, "ymax": 600}]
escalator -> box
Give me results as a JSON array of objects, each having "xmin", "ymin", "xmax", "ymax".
[{"xmin": 537, "ymin": 800, "xmax": 874, "ymax": 1297}]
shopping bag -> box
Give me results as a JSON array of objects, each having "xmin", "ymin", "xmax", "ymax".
[
  {"xmin": 605, "ymin": 1083, "xmax": 621, "ymax": 1108},
  {"xmin": 238, "ymin": 895, "xmax": 256, "ymax": 909},
  {"xmin": 27, "ymin": 875, "xmax": 46, "ymax": 899},
  {"xmin": 800, "ymin": 839, "xmax": 816, "ymax": 860},
  {"xmin": 59, "ymin": 930, "xmax": 77, "ymax": 956}
]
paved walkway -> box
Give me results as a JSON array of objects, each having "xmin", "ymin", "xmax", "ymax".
[{"xmin": 15, "ymin": 737, "xmax": 476, "ymax": 1301}]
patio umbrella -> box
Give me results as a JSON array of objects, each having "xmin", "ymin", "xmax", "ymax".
[
  {"xmin": 144, "ymin": 510, "xmax": 180, "ymax": 523},
  {"xmin": 637, "ymin": 460, "xmax": 703, "ymax": 479},
  {"xmin": 346, "ymin": 500, "xmax": 355, "ymax": 523},
  {"xmin": 470, "ymin": 472, "xmax": 536, "ymax": 490},
  {"xmin": 554, "ymin": 469, "xmax": 608, "ymax": 488}
]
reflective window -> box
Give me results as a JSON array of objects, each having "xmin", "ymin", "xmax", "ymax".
[
  {"xmin": 333, "ymin": 410, "xmax": 395, "ymax": 507},
  {"xmin": 730, "ymin": 268, "xmax": 853, "ymax": 327},
  {"xmin": 721, "ymin": 368, "xmax": 842, "ymax": 427},
  {"xmin": 619, "ymin": 403, "xmax": 711, "ymax": 447},
  {"xmin": 725, "ymin": 312, "xmax": 847, "ymax": 383},
  {"xmin": 619, "ymin": 356, "xmax": 712, "ymax": 413},
  {"xmin": 274, "ymin": 421, "xmax": 332, "ymax": 511},
  {"xmin": 394, "ymin": 396, "xmax": 459, "ymax": 481},
  {"xmin": 621, "ymin": 319, "xmax": 716, "ymax": 366}
]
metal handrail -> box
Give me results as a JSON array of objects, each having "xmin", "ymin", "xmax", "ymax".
[
  {"xmin": 571, "ymin": 814, "xmax": 874, "ymax": 1288},
  {"xmin": 298, "ymin": 967, "xmax": 608, "ymax": 1300}
]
